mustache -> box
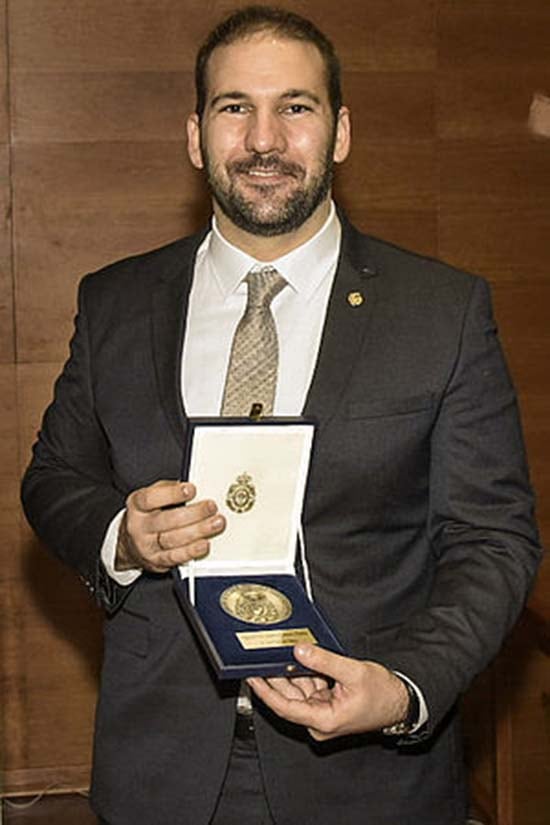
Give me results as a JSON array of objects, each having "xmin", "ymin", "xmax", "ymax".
[{"xmin": 228, "ymin": 154, "xmax": 304, "ymax": 178}]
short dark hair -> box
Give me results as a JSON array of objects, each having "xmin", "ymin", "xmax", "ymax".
[{"xmin": 195, "ymin": 5, "xmax": 342, "ymax": 119}]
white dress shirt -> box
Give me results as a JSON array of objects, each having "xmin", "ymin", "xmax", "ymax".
[{"xmin": 182, "ymin": 202, "xmax": 340, "ymax": 416}]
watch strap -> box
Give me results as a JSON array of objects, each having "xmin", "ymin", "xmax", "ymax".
[{"xmin": 381, "ymin": 676, "xmax": 420, "ymax": 736}]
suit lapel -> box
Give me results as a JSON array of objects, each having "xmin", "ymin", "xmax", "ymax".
[
  {"xmin": 150, "ymin": 233, "xmax": 207, "ymax": 447},
  {"xmin": 303, "ymin": 221, "xmax": 380, "ymax": 427}
]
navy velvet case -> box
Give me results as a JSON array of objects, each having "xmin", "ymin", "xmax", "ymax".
[
  {"xmin": 173, "ymin": 417, "xmax": 344, "ymax": 679},
  {"xmin": 173, "ymin": 572, "xmax": 344, "ymax": 679}
]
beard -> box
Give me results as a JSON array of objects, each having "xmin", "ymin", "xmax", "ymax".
[{"xmin": 202, "ymin": 145, "xmax": 335, "ymax": 237}]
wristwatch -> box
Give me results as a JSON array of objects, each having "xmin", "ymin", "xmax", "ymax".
[{"xmin": 381, "ymin": 677, "xmax": 420, "ymax": 736}]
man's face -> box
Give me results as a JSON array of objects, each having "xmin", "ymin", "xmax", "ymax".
[{"xmin": 187, "ymin": 33, "xmax": 350, "ymax": 238}]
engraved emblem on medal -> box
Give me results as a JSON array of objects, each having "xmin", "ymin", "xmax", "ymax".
[
  {"xmin": 226, "ymin": 472, "xmax": 256, "ymax": 514},
  {"xmin": 220, "ymin": 583, "xmax": 292, "ymax": 625}
]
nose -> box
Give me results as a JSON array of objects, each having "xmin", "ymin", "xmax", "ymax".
[{"xmin": 244, "ymin": 109, "xmax": 286, "ymax": 155}]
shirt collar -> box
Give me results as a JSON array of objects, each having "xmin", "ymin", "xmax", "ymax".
[{"xmin": 206, "ymin": 202, "xmax": 341, "ymax": 301}]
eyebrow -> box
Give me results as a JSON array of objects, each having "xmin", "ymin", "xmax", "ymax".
[
  {"xmin": 209, "ymin": 91, "xmax": 248, "ymax": 109},
  {"xmin": 282, "ymin": 89, "xmax": 322, "ymax": 106},
  {"xmin": 209, "ymin": 89, "xmax": 322, "ymax": 109}
]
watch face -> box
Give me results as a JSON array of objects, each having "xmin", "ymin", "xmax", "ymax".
[{"xmin": 219, "ymin": 583, "xmax": 292, "ymax": 625}]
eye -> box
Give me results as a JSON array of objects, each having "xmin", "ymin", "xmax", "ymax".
[
  {"xmin": 283, "ymin": 103, "xmax": 312, "ymax": 115},
  {"xmin": 220, "ymin": 103, "xmax": 248, "ymax": 114}
]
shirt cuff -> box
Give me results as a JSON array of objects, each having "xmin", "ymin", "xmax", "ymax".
[
  {"xmin": 101, "ymin": 508, "xmax": 143, "ymax": 586},
  {"xmin": 393, "ymin": 670, "xmax": 429, "ymax": 732}
]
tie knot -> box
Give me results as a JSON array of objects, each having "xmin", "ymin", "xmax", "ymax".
[{"xmin": 245, "ymin": 266, "xmax": 286, "ymax": 308}]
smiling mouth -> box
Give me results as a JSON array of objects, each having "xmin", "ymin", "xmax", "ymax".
[
  {"xmin": 244, "ymin": 168, "xmax": 291, "ymax": 182},
  {"xmin": 248, "ymin": 169, "xmax": 284, "ymax": 176},
  {"xmin": 229, "ymin": 156, "xmax": 304, "ymax": 183}
]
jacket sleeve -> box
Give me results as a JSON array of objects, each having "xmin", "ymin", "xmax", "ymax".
[
  {"xmin": 380, "ymin": 277, "xmax": 542, "ymax": 739},
  {"xmin": 21, "ymin": 275, "xmax": 130, "ymax": 613}
]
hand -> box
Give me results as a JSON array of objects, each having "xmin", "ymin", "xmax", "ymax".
[
  {"xmin": 115, "ymin": 480, "xmax": 226, "ymax": 573},
  {"xmin": 254, "ymin": 674, "xmax": 329, "ymax": 703},
  {"xmin": 247, "ymin": 644, "xmax": 409, "ymax": 742}
]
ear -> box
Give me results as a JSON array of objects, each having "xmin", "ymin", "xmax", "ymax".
[
  {"xmin": 333, "ymin": 106, "xmax": 351, "ymax": 165},
  {"xmin": 186, "ymin": 113, "xmax": 204, "ymax": 170}
]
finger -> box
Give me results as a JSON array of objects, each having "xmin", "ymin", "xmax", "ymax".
[
  {"xmin": 288, "ymin": 676, "xmax": 324, "ymax": 699},
  {"xmin": 155, "ymin": 512, "xmax": 225, "ymax": 550},
  {"xmin": 146, "ymin": 537, "xmax": 213, "ymax": 571},
  {"xmin": 150, "ymin": 509, "xmax": 226, "ymax": 567},
  {"xmin": 293, "ymin": 644, "xmax": 359, "ymax": 685},
  {"xmin": 307, "ymin": 727, "xmax": 333, "ymax": 742},
  {"xmin": 312, "ymin": 676, "xmax": 329, "ymax": 692},
  {"xmin": 150, "ymin": 498, "xmax": 220, "ymax": 536},
  {"xmin": 264, "ymin": 677, "xmax": 310, "ymax": 701},
  {"xmin": 247, "ymin": 677, "xmax": 333, "ymax": 730},
  {"xmin": 131, "ymin": 481, "xmax": 196, "ymax": 513}
]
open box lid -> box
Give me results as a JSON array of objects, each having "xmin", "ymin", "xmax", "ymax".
[{"xmin": 177, "ymin": 417, "xmax": 316, "ymax": 580}]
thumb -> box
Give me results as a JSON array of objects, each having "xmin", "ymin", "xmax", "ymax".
[{"xmin": 293, "ymin": 644, "xmax": 357, "ymax": 684}]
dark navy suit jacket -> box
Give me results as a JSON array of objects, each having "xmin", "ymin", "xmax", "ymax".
[{"xmin": 22, "ymin": 217, "xmax": 541, "ymax": 824}]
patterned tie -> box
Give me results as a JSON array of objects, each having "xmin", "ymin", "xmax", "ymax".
[{"xmin": 221, "ymin": 266, "xmax": 287, "ymax": 417}]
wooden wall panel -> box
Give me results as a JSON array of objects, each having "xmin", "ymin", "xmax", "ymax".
[
  {"xmin": 2, "ymin": 362, "xmax": 102, "ymax": 793},
  {"xmin": 0, "ymin": 367, "xmax": 19, "ymax": 560},
  {"xmin": 339, "ymin": 71, "xmax": 437, "ymax": 217},
  {"xmin": 13, "ymin": 142, "xmax": 208, "ymax": 363},
  {"xmin": 500, "ymin": 624, "xmax": 550, "ymax": 825},
  {"xmin": 9, "ymin": 0, "xmax": 438, "ymax": 73},
  {"xmin": 345, "ymin": 72, "xmax": 435, "ymax": 142},
  {"xmin": 438, "ymin": 207, "xmax": 550, "ymax": 285},
  {"xmin": 8, "ymin": 0, "xmax": 216, "ymax": 369},
  {"xmin": 340, "ymin": 207, "xmax": 438, "ymax": 261},
  {"xmin": 0, "ymin": 0, "xmax": 8, "ymax": 159},
  {"xmin": 0, "ymin": 364, "xmax": 24, "ymax": 791},
  {"xmin": 0, "ymin": 0, "xmax": 6, "ymax": 145},
  {"xmin": 9, "ymin": 0, "xmax": 220, "ymax": 71},
  {"xmin": 437, "ymin": 3, "xmax": 550, "ymax": 821},
  {"xmin": 4, "ymin": 540, "xmax": 101, "ymax": 792},
  {"xmin": 314, "ymin": 0, "xmax": 437, "ymax": 71},
  {"xmin": 493, "ymin": 282, "xmax": 550, "ymax": 542},
  {"xmin": 438, "ymin": 143, "xmax": 550, "ymax": 281},
  {"xmin": 0, "ymin": 143, "xmax": 13, "ymax": 363},
  {"xmin": 11, "ymin": 71, "xmax": 192, "ymax": 144},
  {"xmin": 492, "ymin": 285, "xmax": 550, "ymax": 392},
  {"xmin": 0, "ymin": 0, "xmax": 14, "ymax": 364},
  {"xmin": 437, "ymin": 0, "xmax": 550, "ymax": 280},
  {"xmin": 438, "ymin": 1, "xmax": 550, "ymax": 71},
  {"xmin": 334, "ymin": 7, "xmax": 438, "ymax": 256},
  {"xmin": 438, "ymin": 70, "xmax": 550, "ymax": 142},
  {"xmin": 338, "ymin": 141, "xmax": 437, "ymax": 211},
  {"xmin": 461, "ymin": 670, "xmax": 496, "ymax": 821}
]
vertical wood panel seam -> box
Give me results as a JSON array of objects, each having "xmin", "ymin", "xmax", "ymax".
[
  {"xmin": 435, "ymin": 0, "xmax": 442, "ymax": 269},
  {"xmin": 3, "ymin": 0, "xmax": 29, "ymax": 776},
  {"xmin": 4, "ymin": 0, "xmax": 15, "ymax": 362}
]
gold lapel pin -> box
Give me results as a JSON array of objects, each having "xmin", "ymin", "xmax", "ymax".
[{"xmin": 347, "ymin": 291, "xmax": 364, "ymax": 307}]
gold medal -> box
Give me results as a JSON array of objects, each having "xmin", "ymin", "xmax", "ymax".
[
  {"xmin": 219, "ymin": 583, "xmax": 292, "ymax": 625},
  {"xmin": 226, "ymin": 472, "xmax": 256, "ymax": 514}
]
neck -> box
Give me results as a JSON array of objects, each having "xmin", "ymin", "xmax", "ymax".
[{"xmin": 213, "ymin": 199, "xmax": 332, "ymax": 261}]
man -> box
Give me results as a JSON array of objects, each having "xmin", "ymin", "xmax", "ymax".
[{"xmin": 21, "ymin": 6, "xmax": 541, "ymax": 825}]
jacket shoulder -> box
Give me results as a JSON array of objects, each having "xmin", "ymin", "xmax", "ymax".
[
  {"xmin": 343, "ymin": 220, "xmax": 482, "ymax": 296},
  {"xmin": 79, "ymin": 230, "xmax": 208, "ymax": 299}
]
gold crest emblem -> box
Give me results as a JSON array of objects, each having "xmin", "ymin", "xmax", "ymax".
[
  {"xmin": 226, "ymin": 472, "xmax": 256, "ymax": 514},
  {"xmin": 347, "ymin": 291, "xmax": 364, "ymax": 307}
]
